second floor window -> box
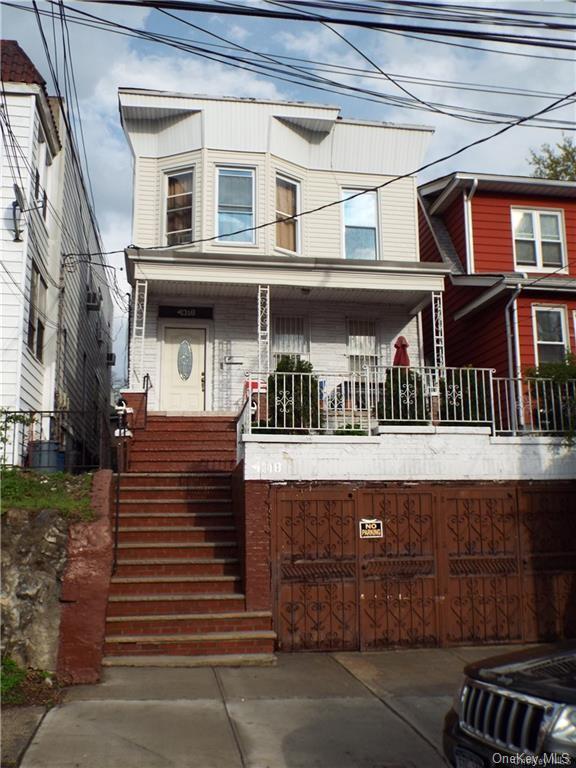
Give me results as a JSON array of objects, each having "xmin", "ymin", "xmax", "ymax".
[
  {"xmin": 166, "ymin": 171, "xmax": 193, "ymax": 245},
  {"xmin": 276, "ymin": 175, "xmax": 299, "ymax": 252},
  {"xmin": 512, "ymin": 210, "xmax": 565, "ymax": 270},
  {"xmin": 343, "ymin": 190, "xmax": 378, "ymax": 260},
  {"xmin": 27, "ymin": 262, "xmax": 47, "ymax": 362},
  {"xmin": 218, "ymin": 167, "xmax": 254, "ymax": 243}
]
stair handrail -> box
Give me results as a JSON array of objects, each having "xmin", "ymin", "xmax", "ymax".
[
  {"xmin": 142, "ymin": 373, "xmax": 153, "ymax": 429},
  {"xmin": 112, "ymin": 400, "xmax": 134, "ymax": 574}
]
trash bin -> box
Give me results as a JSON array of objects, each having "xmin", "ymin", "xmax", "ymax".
[{"xmin": 27, "ymin": 440, "xmax": 66, "ymax": 473}]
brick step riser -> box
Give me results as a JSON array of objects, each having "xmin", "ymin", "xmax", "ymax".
[
  {"xmin": 119, "ymin": 476, "xmax": 232, "ymax": 488},
  {"xmin": 114, "ymin": 562, "xmax": 239, "ymax": 577},
  {"xmin": 120, "ymin": 489, "xmax": 231, "ymax": 501},
  {"xmin": 118, "ymin": 530, "xmax": 237, "ymax": 544},
  {"xmin": 104, "ymin": 639, "xmax": 275, "ymax": 657},
  {"xmin": 118, "ymin": 545, "xmax": 238, "ymax": 560},
  {"xmin": 119, "ymin": 502, "xmax": 233, "ymax": 514},
  {"xmin": 130, "ymin": 442, "xmax": 236, "ymax": 454},
  {"xmin": 130, "ymin": 450, "xmax": 236, "ymax": 462},
  {"xmin": 131, "ymin": 431, "xmax": 236, "ymax": 442},
  {"xmin": 107, "ymin": 598, "xmax": 246, "ymax": 616},
  {"xmin": 117, "ymin": 515, "xmax": 235, "ymax": 528},
  {"xmin": 144, "ymin": 419, "xmax": 236, "ymax": 429},
  {"xmin": 129, "ymin": 462, "xmax": 236, "ymax": 473},
  {"xmin": 109, "ymin": 581, "xmax": 242, "ymax": 597},
  {"xmin": 106, "ymin": 618, "xmax": 272, "ymax": 635}
]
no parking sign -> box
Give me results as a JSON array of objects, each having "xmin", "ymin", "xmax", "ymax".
[{"xmin": 359, "ymin": 518, "xmax": 384, "ymax": 539}]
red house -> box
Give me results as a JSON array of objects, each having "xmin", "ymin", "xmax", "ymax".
[{"xmin": 418, "ymin": 173, "xmax": 576, "ymax": 378}]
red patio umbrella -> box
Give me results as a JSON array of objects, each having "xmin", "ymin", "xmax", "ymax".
[{"xmin": 393, "ymin": 336, "xmax": 410, "ymax": 367}]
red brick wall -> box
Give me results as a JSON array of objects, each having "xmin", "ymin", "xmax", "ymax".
[
  {"xmin": 244, "ymin": 481, "xmax": 273, "ymax": 612},
  {"xmin": 57, "ymin": 470, "xmax": 113, "ymax": 685}
]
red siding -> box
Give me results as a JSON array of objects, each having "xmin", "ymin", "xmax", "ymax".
[
  {"xmin": 418, "ymin": 205, "xmax": 442, "ymax": 263},
  {"xmin": 471, "ymin": 193, "xmax": 576, "ymax": 277},
  {"xmin": 423, "ymin": 281, "xmax": 510, "ymax": 375},
  {"xmin": 517, "ymin": 294, "xmax": 576, "ymax": 372}
]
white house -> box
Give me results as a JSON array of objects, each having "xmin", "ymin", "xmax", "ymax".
[
  {"xmin": 0, "ymin": 41, "xmax": 113, "ymax": 469},
  {"xmin": 119, "ymin": 89, "xmax": 451, "ymax": 415}
]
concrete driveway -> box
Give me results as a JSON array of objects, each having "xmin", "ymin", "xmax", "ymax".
[{"xmin": 18, "ymin": 646, "xmax": 527, "ymax": 768}]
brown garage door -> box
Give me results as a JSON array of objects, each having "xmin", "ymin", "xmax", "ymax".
[{"xmin": 274, "ymin": 484, "xmax": 576, "ymax": 651}]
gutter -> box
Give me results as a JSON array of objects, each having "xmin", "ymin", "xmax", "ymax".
[
  {"xmin": 463, "ymin": 178, "xmax": 478, "ymax": 273},
  {"xmin": 505, "ymin": 284, "xmax": 523, "ymax": 381}
]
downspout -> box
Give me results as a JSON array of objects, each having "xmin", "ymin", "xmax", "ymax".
[
  {"xmin": 464, "ymin": 178, "xmax": 478, "ymax": 274},
  {"xmin": 504, "ymin": 279, "xmax": 525, "ymax": 431}
]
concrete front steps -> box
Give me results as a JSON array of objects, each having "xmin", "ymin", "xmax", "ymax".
[
  {"xmin": 104, "ymin": 469, "xmax": 276, "ymax": 667},
  {"xmin": 128, "ymin": 416, "xmax": 237, "ymax": 472}
]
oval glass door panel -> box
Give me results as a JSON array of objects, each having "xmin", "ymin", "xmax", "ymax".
[{"xmin": 177, "ymin": 340, "xmax": 193, "ymax": 380}]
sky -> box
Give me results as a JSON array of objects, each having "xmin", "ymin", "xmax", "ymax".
[{"xmin": 2, "ymin": 0, "xmax": 575, "ymax": 379}]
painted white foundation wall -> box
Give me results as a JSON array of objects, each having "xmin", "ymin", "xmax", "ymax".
[{"xmin": 241, "ymin": 433, "xmax": 576, "ymax": 481}]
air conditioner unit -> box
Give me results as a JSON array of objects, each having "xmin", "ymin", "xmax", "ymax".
[
  {"xmin": 86, "ymin": 291, "xmax": 101, "ymax": 310},
  {"xmin": 106, "ymin": 352, "xmax": 116, "ymax": 366}
]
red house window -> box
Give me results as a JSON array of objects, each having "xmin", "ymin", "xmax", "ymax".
[{"xmin": 512, "ymin": 209, "xmax": 565, "ymax": 271}]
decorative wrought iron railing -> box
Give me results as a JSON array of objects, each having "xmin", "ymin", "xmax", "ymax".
[
  {"xmin": 244, "ymin": 368, "xmax": 576, "ymax": 437},
  {"xmin": 493, "ymin": 376, "xmax": 576, "ymax": 435}
]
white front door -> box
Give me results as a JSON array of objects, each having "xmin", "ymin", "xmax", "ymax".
[{"xmin": 161, "ymin": 327, "xmax": 206, "ymax": 411}]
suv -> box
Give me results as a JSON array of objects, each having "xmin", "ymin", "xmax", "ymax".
[{"xmin": 444, "ymin": 644, "xmax": 576, "ymax": 767}]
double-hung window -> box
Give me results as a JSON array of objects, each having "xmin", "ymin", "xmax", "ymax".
[
  {"xmin": 273, "ymin": 316, "xmax": 309, "ymax": 364},
  {"xmin": 276, "ymin": 175, "xmax": 299, "ymax": 253},
  {"xmin": 27, "ymin": 262, "xmax": 47, "ymax": 362},
  {"xmin": 512, "ymin": 209, "xmax": 565, "ymax": 270},
  {"xmin": 343, "ymin": 190, "xmax": 378, "ymax": 260},
  {"xmin": 166, "ymin": 171, "xmax": 193, "ymax": 245},
  {"xmin": 347, "ymin": 319, "xmax": 378, "ymax": 371},
  {"xmin": 533, "ymin": 307, "xmax": 568, "ymax": 364},
  {"xmin": 217, "ymin": 167, "xmax": 254, "ymax": 243}
]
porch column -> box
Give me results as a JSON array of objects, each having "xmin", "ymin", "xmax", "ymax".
[
  {"xmin": 129, "ymin": 279, "xmax": 148, "ymax": 388},
  {"xmin": 257, "ymin": 284, "xmax": 270, "ymax": 373},
  {"xmin": 432, "ymin": 291, "xmax": 445, "ymax": 368}
]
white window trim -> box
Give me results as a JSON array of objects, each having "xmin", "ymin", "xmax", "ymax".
[
  {"xmin": 531, "ymin": 304, "xmax": 570, "ymax": 367},
  {"xmin": 341, "ymin": 188, "xmax": 380, "ymax": 261},
  {"xmin": 511, "ymin": 208, "xmax": 567, "ymax": 273},
  {"xmin": 274, "ymin": 173, "xmax": 301, "ymax": 255},
  {"xmin": 163, "ymin": 168, "xmax": 194, "ymax": 247},
  {"xmin": 215, "ymin": 165, "xmax": 256, "ymax": 246}
]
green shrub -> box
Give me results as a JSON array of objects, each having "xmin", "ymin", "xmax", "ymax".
[
  {"xmin": 265, "ymin": 356, "xmax": 321, "ymax": 432},
  {"xmin": 1, "ymin": 656, "xmax": 26, "ymax": 705}
]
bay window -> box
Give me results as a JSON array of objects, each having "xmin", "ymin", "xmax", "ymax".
[
  {"xmin": 166, "ymin": 171, "xmax": 193, "ymax": 245},
  {"xmin": 343, "ymin": 189, "xmax": 378, "ymax": 260},
  {"xmin": 217, "ymin": 167, "xmax": 254, "ymax": 243},
  {"xmin": 276, "ymin": 175, "xmax": 299, "ymax": 252}
]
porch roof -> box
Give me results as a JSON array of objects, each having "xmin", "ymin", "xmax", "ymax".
[{"xmin": 126, "ymin": 249, "xmax": 448, "ymax": 302}]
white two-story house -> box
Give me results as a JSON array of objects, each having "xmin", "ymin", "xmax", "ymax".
[
  {"xmin": 1, "ymin": 41, "xmax": 113, "ymax": 469},
  {"xmin": 119, "ymin": 90, "xmax": 450, "ymax": 417}
]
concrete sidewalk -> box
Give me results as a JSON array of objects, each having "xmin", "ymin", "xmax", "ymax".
[{"xmin": 16, "ymin": 646, "xmax": 526, "ymax": 768}]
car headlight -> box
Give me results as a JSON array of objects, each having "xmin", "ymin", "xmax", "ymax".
[{"xmin": 551, "ymin": 706, "xmax": 576, "ymax": 746}]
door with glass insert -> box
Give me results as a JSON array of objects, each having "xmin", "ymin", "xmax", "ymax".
[{"xmin": 161, "ymin": 328, "xmax": 206, "ymax": 411}]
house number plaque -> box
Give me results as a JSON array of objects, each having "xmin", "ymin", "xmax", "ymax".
[
  {"xmin": 359, "ymin": 519, "xmax": 384, "ymax": 539},
  {"xmin": 159, "ymin": 306, "xmax": 213, "ymax": 319}
]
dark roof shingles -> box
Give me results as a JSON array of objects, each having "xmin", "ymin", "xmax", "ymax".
[{"xmin": 1, "ymin": 40, "xmax": 45, "ymax": 86}]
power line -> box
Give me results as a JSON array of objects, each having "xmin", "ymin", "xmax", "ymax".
[{"xmin": 75, "ymin": 0, "xmax": 576, "ymax": 51}]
